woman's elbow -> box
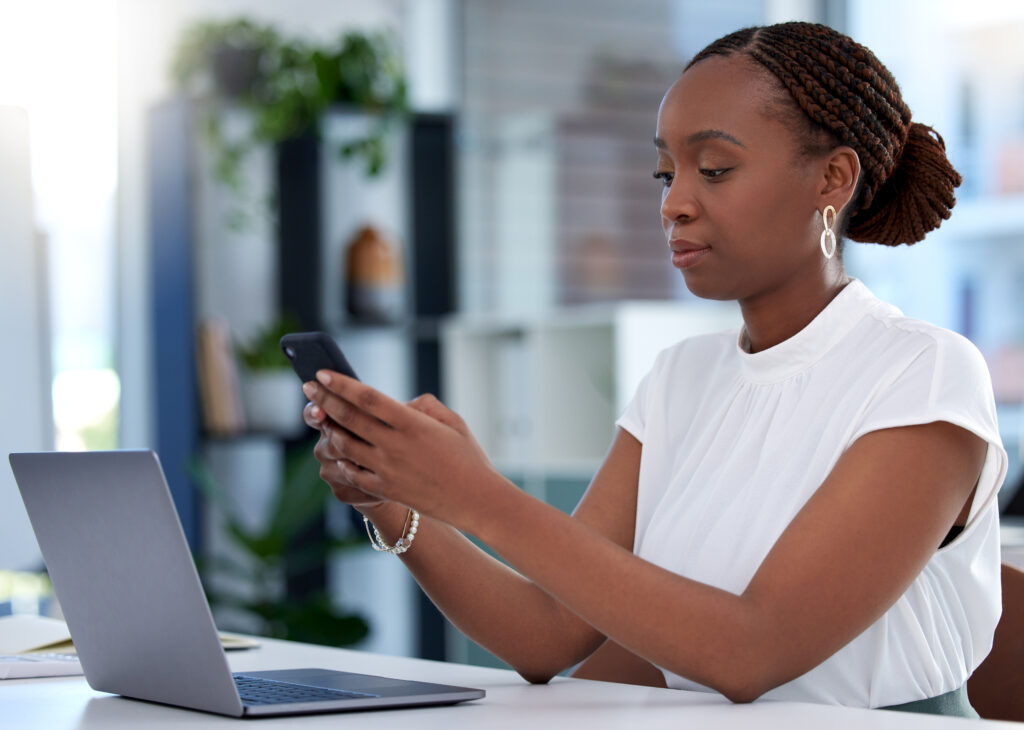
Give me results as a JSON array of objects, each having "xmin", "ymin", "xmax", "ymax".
[
  {"xmin": 719, "ymin": 680, "xmax": 767, "ymax": 705},
  {"xmin": 714, "ymin": 661, "xmax": 802, "ymax": 704},
  {"xmin": 509, "ymin": 643, "xmax": 587, "ymax": 685},
  {"xmin": 517, "ymin": 669, "xmax": 555, "ymax": 685},
  {"xmin": 696, "ymin": 618, "xmax": 786, "ymax": 703},
  {"xmin": 508, "ymin": 656, "xmax": 560, "ymax": 685},
  {"xmin": 684, "ymin": 653, "xmax": 780, "ymax": 704},
  {"xmin": 625, "ymin": 659, "xmax": 771, "ymax": 703}
]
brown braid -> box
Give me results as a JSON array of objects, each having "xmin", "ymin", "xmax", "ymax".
[{"xmin": 685, "ymin": 22, "xmax": 962, "ymax": 246}]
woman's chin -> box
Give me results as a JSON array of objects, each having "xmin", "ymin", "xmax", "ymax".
[{"xmin": 678, "ymin": 271, "xmax": 737, "ymax": 302}]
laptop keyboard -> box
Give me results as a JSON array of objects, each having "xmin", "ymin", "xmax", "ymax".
[{"xmin": 234, "ymin": 674, "xmax": 379, "ymax": 705}]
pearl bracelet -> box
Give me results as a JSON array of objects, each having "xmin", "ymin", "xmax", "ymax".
[{"xmin": 364, "ymin": 509, "xmax": 420, "ymax": 555}]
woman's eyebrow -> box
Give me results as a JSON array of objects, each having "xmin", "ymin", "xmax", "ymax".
[{"xmin": 654, "ymin": 129, "xmax": 747, "ymax": 150}]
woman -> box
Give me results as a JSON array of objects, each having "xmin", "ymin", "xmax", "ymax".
[{"xmin": 301, "ymin": 22, "xmax": 1007, "ymax": 716}]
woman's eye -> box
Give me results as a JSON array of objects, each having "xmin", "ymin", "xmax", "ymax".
[
  {"xmin": 652, "ymin": 170, "xmax": 674, "ymax": 187},
  {"xmin": 699, "ymin": 167, "xmax": 732, "ymax": 179}
]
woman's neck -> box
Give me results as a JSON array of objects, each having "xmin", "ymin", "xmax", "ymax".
[{"xmin": 739, "ymin": 268, "xmax": 851, "ymax": 353}]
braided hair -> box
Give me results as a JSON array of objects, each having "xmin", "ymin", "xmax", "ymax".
[{"xmin": 686, "ymin": 22, "xmax": 961, "ymax": 246}]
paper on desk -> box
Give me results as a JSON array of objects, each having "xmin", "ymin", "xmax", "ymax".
[
  {"xmin": 0, "ymin": 615, "xmax": 74, "ymax": 654},
  {"xmin": 0, "ymin": 654, "xmax": 83, "ymax": 680},
  {"xmin": 0, "ymin": 614, "xmax": 260, "ymax": 654},
  {"xmin": 218, "ymin": 633, "xmax": 261, "ymax": 650}
]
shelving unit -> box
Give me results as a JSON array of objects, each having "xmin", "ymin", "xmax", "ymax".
[
  {"xmin": 443, "ymin": 300, "xmax": 740, "ymax": 482},
  {"xmin": 148, "ymin": 99, "xmax": 456, "ymax": 660}
]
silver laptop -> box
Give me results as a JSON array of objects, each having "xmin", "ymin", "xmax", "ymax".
[{"xmin": 8, "ymin": 450, "xmax": 484, "ymax": 717}]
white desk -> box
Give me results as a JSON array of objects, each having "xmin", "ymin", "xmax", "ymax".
[{"xmin": 3, "ymin": 637, "xmax": 1018, "ymax": 728}]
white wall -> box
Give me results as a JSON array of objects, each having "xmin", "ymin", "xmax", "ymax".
[{"xmin": 0, "ymin": 107, "xmax": 54, "ymax": 570}]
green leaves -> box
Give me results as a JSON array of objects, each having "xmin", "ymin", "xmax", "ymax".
[
  {"xmin": 189, "ymin": 448, "xmax": 368, "ymax": 647},
  {"xmin": 235, "ymin": 313, "xmax": 302, "ymax": 372},
  {"xmin": 171, "ymin": 18, "xmax": 408, "ymax": 200}
]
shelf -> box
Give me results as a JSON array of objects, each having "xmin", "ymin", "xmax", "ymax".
[
  {"xmin": 492, "ymin": 458, "xmax": 603, "ymax": 481},
  {"xmin": 330, "ymin": 319, "xmax": 413, "ymax": 334},
  {"xmin": 442, "ymin": 300, "xmax": 741, "ymax": 475}
]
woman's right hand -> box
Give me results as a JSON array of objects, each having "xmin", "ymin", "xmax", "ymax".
[{"xmin": 303, "ymin": 400, "xmax": 387, "ymax": 512}]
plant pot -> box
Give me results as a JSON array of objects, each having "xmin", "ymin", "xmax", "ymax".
[
  {"xmin": 210, "ymin": 45, "xmax": 264, "ymax": 98},
  {"xmin": 241, "ymin": 369, "xmax": 306, "ymax": 436}
]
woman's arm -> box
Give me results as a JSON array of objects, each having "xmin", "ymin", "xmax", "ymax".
[
  {"xmin": 480, "ymin": 421, "xmax": 986, "ymax": 700},
  {"xmin": 305, "ymin": 390, "xmax": 643, "ymax": 682},
  {"xmin": 307, "ymin": 372, "xmax": 987, "ymax": 701},
  {"xmin": 570, "ymin": 639, "xmax": 667, "ymax": 687}
]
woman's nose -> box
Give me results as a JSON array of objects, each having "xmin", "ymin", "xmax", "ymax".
[{"xmin": 660, "ymin": 177, "xmax": 699, "ymax": 224}]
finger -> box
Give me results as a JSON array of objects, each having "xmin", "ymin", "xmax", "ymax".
[
  {"xmin": 315, "ymin": 372, "xmax": 413, "ymax": 431},
  {"xmin": 335, "ymin": 457, "xmax": 384, "ymax": 498},
  {"xmin": 318, "ymin": 458, "xmax": 380, "ymax": 505},
  {"xmin": 314, "ymin": 427, "xmax": 341, "ymax": 462},
  {"xmin": 321, "ymin": 416, "xmax": 369, "ymax": 448},
  {"xmin": 408, "ymin": 393, "xmax": 464, "ymax": 431},
  {"xmin": 303, "ymin": 401, "xmax": 326, "ymax": 429},
  {"xmin": 304, "ymin": 380, "xmax": 388, "ymax": 444},
  {"xmin": 325, "ymin": 426, "xmax": 378, "ymax": 472},
  {"xmin": 315, "ymin": 438, "xmax": 363, "ymax": 481}
]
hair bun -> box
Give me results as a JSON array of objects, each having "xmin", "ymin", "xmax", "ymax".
[{"xmin": 846, "ymin": 123, "xmax": 962, "ymax": 246}]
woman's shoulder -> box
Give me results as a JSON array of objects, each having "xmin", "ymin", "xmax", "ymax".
[
  {"xmin": 847, "ymin": 295, "xmax": 999, "ymax": 441},
  {"xmin": 858, "ymin": 297, "xmax": 989, "ymax": 375},
  {"xmin": 872, "ymin": 311, "xmax": 983, "ymax": 362}
]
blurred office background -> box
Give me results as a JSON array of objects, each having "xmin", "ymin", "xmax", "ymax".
[{"xmin": 2, "ymin": 0, "xmax": 1022, "ymax": 667}]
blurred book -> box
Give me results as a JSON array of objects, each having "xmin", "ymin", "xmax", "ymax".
[{"xmin": 196, "ymin": 318, "xmax": 247, "ymax": 436}]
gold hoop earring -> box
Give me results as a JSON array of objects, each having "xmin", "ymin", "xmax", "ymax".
[{"xmin": 820, "ymin": 205, "xmax": 837, "ymax": 259}]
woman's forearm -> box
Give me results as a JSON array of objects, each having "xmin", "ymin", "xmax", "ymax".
[
  {"xmin": 361, "ymin": 501, "xmax": 603, "ymax": 682},
  {"xmin": 469, "ymin": 484, "xmax": 764, "ymax": 700}
]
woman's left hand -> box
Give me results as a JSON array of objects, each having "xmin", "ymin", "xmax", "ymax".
[{"xmin": 301, "ymin": 371, "xmax": 504, "ymax": 529}]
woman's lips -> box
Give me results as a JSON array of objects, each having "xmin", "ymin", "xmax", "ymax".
[{"xmin": 669, "ymin": 241, "xmax": 711, "ymax": 269}]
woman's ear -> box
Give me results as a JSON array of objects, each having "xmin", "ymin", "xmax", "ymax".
[{"xmin": 820, "ymin": 145, "xmax": 861, "ymax": 213}]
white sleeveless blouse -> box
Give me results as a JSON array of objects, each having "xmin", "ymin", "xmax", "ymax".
[{"xmin": 616, "ymin": 279, "xmax": 1007, "ymax": 707}]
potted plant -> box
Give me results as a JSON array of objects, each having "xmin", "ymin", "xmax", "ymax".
[
  {"xmin": 171, "ymin": 17, "xmax": 408, "ymax": 222},
  {"xmin": 236, "ymin": 314, "xmax": 306, "ymax": 436},
  {"xmin": 171, "ymin": 18, "xmax": 280, "ymax": 99},
  {"xmin": 191, "ymin": 449, "xmax": 369, "ymax": 646}
]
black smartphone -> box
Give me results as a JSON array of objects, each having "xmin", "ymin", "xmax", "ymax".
[{"xmin": 280, "ymin": 332, "xmax": 360, "ymax": 383}]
